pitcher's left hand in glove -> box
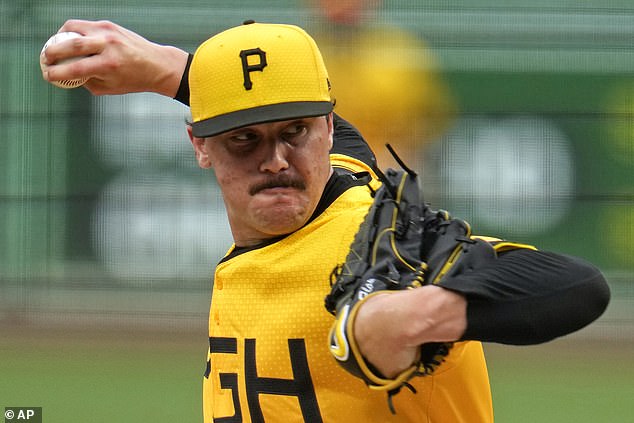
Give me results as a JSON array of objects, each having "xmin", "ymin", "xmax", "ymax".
[{"xmin": 324, "ymin": 159, "xmax": 502, "ymax": 410}]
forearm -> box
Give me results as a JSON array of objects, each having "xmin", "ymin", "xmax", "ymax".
[
  {"xmin": 439, "ymin": 249, "xmax": 611, "ymax": 345},
  {"xmin": 151, "ymin": 45, "xmax": 191, "ymax": 99}
]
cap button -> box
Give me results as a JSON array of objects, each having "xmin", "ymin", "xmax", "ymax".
[{"xmin": 243, "ymin": 19, "xmax": 255, "ymax": 25}]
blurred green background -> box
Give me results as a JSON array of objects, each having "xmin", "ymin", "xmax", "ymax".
[{"xmin": 1, "ymin": 0, "xmax": 633, "ymax": 422}]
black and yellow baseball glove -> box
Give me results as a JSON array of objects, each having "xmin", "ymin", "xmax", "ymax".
[{"xmin": 324, "ymin": 151, "xmax": 513, "ymax": 411}]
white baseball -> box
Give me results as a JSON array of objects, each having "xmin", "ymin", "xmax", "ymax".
[{"xmin": 40, "ymin": 31, "xmax": 89, "ymax": 89}]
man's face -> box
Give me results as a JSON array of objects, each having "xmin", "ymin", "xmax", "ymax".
[{"xmin": 188, "ymin": 114, "xmax": 334, "ymax": 247}]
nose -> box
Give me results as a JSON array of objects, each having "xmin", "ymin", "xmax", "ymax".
[{"xmin": 259, "ymin": 139, "xmax": 290, "ymax": 174}]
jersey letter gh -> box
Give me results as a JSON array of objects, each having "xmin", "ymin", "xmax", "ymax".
[{"xmin": 207, "ymin": 337, "xmax": 323, "ymax": 423}]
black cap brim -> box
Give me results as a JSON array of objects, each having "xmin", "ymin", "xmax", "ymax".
[{"xmin": 191, "ymin": 101, "xmax": 333, "ymax": 138}]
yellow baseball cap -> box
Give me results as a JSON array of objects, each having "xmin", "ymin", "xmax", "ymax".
[{"xmin": 190, "ymin": 21, "xmax": 333, "ymax": 138}]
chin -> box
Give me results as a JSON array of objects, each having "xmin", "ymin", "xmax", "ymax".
[{"xmin": 255, "ymin": 208, "xmax": 310, "ymax": 236}]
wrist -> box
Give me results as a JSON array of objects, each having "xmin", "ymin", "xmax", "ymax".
[
  {"xmin": 403, "ymin": 285, "xmax": 467, "ymax": 346},
  {"xmin": 152, "ymin": 45, "xmax": 190, "ymax": 98}
]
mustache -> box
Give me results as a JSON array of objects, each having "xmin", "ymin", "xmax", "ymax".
[{"xmin": 249, "ymin": 175, "xmax": 306, "ymax": 195}]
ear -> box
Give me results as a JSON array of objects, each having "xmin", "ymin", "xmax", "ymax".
[
  {"xmin": 187, "ymin": 126, "xmax": 212, "ymax": 169},
  {"xmin": 326, "ymin": 112, "xmax": 334, "ymax": 150}
]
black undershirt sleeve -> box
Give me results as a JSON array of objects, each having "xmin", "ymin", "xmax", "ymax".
[
  {"xmin": 174, "ymin": 53, "xmax": 194, "ymax": 106},
  {"xmin": 438, "ymin": 249, "xmax": 610, "ymax": 345}
]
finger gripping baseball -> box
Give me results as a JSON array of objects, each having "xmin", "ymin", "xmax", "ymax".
[{"xmin": 40, "ymin": 32, "xmax": 89, "ymax": 89}]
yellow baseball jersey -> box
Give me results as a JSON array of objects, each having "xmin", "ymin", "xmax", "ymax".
[{"xmin": 203, "ymin": 160, "xmax": 493, "ymax": 422}]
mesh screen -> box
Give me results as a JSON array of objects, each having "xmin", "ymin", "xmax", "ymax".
[{"xmin": 1, "ymin": 0, "xmax": 632, "ymax": 339}]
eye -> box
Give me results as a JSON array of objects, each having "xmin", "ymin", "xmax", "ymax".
[
  {"xmin": 281, "ymin": 123, "xmax": 308, "ymax": 143},
  {"xmin": 231, "ymin": 131, "xmax": 258, "ymax": 142},
  {"xmin": 225, "ymin": 131, "xmax": 259, "ymax": 153}
]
